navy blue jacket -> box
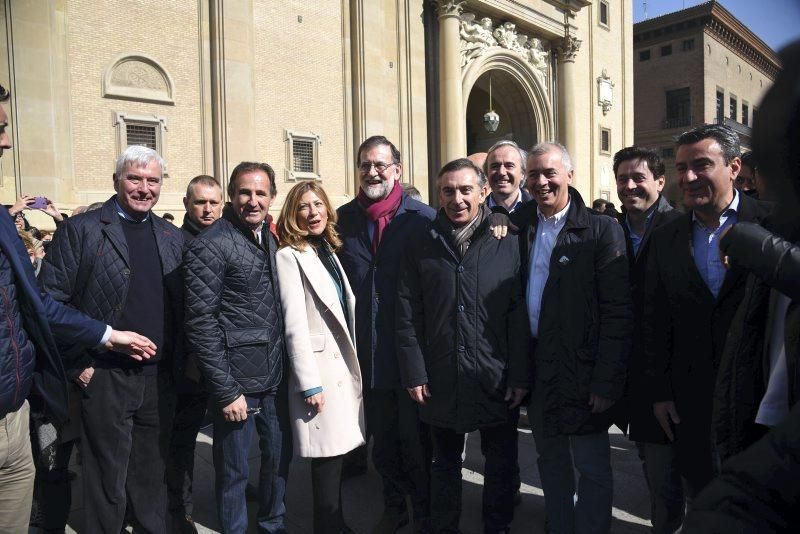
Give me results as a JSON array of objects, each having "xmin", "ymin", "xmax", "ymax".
[
  {"xmin": 0, "ymin": 208, "xmax": 106, "ymax": 422},
  {"xmin": 336, "ymin": 194, "xmax": 435, "ymax": 389}
]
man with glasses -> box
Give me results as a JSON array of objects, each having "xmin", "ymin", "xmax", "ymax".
[{"xmin": 336, "ymin": 136, "xmax": 435, "ymax": 532}]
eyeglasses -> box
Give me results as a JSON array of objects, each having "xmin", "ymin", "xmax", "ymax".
[{"xmin": 358, "ymin": 161, "xmax": 397, "ymax": 174}]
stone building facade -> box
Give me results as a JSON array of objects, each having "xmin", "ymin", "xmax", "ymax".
[
  {"xmin": 633, "ymin": 0, "xmax": 779, "ymax": 201},
  {"xmin": 0, "ymin": 0, "xmax": 633, "ymax": 228}
]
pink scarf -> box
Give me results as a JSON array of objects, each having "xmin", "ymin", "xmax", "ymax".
[{"xmin": 357, "ymin": 181, "xmax": 403, "ymax": 254}]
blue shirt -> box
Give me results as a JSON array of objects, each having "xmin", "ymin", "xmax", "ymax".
[
  {"xmin": 527, "ymin": 201, "xmax": 570, "ymax": 337},
  {"xmin": 692, "ymin": 190, "xmax": 739, "ymax": 298},
  {"xmin": 624, "ymin": 206, "xmax": 657, "ymax": 257}
]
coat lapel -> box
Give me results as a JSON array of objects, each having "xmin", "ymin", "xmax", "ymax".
[
  {"xmin": 100, "ymin": 221, "xmax": 130, "ymax": 268},
  {"xmin": 716, "ymin": 194, "xmax": 766, "ymax": 303},
  {"xmin": 675, "ymin": 213, "xmax": 715, "ymax": 303},
  {"xmin": 293, "ymin": 247, "xmax": 352, "ymax": 342}
]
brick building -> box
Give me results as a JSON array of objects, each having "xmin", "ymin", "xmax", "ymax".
[
  {"xmin": 633, "ymin": 0, "xmax": 780, "ymax": 201},
  {"xmin": 1, "ymin": 1, "xmax": 634, "ymax": 227}
]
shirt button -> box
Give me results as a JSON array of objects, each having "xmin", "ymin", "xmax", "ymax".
[
  {"xmin": 457, "ymin": 305, "xmax": 464, "ymax": 312},
  {"xmin": 457, "ymin": 345, "xmax": 465, "ymax": 352},
  {"xmin": 122, "ymin": 268, "xmax": 131, "ymax": 277},
  {"xmin": 457, "ymin": 266, "xmax": 464, "ymax": 273},
  {"xmin": 337, "ymin": 381, "xmax": 343, "ymax": 387}
]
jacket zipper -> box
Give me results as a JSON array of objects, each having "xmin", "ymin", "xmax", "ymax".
[{"xmin": 0, "ymin": 287, "xmax": 21, "ymax": 406}]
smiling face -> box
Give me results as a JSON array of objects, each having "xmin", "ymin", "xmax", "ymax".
[
  {"xmin": 615, "ymin": 158, "xmax": 665, "ymax": 215},
  {"xmin": 231, "ymin": 170, "xmax": 273, "ymax": 230},
  {"xmin": 676, "ymin": 138, "xmax": 739, "ymax": 215},
  {"xmin": 527, "ymin": 147, "xmax": 572, "ymax": 217},
  {"xmin": 487, "ymin": 145, "xmax": 524, "ymax": 199},
  {"xmin": 438, "ymin": 167, "xmax": 488, "ymax": 227},
  {"xmin": 358, "ymin": 144, "xmax": 401, "ymax": 200},
  {"xmin": 296, "ymin": 190, "xmax": 328, "ymax": 236},
  {"xmin": 114, "ymin": 159, "xmax": 163, "ymax": 217},
  {"xmin": 184, "ymin": 183, "xmax": 222, "ymax": 228}
]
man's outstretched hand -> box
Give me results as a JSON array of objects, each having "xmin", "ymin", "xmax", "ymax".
[{"xmin": 105, "ymin": 330, "xmax": 157, "ymax": 361}]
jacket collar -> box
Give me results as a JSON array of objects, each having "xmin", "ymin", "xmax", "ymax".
[
  {"xmin": 222, "ymin": 203, "xmax": 266, "ymax": 248},
  {"xmin": 181, "ymin": 213, "xmax": 204, "ymax": 237}
]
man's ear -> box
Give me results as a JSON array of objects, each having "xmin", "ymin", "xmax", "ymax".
[
  {"xmin": 182, "ymin": 197, "xmax": 189, "ymax": 210},
  {"xmin": 655, "ymin": 175, "xmax": 666, "ymax": 193},
  {"xmin": 112, "ymin": 174, "xmax": 119, "ymax": 193}
]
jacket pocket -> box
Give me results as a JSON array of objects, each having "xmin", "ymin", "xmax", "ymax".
[
  {"xmin": 309, "ymin": 333, "xmax": 326, "ymax": 353},
  {"xmin": 224, "ymin": 327, "xmax": 270, "ymax": 348}
]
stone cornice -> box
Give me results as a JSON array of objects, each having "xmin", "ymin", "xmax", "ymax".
[{"xmin": 634, "ymin": 0, "xmax": 780, "ymax": 79}]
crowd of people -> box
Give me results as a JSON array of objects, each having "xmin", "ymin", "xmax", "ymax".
[{"xmin": 0, "ymin": 38, "xmax": 798, "ymax": 534}]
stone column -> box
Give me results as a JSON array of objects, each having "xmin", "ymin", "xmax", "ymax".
[
  {"xmin": 436, "ymin": 1, "xmax": 465, "ymax": 164},
  {"xmin": 556, "ymin": 34, "xmax": 582, "ymax": 154}
]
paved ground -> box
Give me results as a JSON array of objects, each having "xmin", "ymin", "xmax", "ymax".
[{"xmin": 61, "ymin": 420, "xmax": 652, "ymax": 533}]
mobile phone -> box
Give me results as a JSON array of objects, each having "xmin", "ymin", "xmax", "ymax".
[{"xmin": 30, "ymin": 196, "xmax": 48, "ymax": 210}]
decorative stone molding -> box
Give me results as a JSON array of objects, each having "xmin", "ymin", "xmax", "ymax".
[
  {"xmin": 458, "ymin": 13, "xmax": 550, "ymax": 84},
  {"xmin": 557, "ymin": 34, "xmax": 582, "ymax": 63},
  {"xmin": 434, "ymin": 0, "xmax": 464, "ymax": 17},
  {"xmin": 103, "ymin": 54, "xmax": 175, "ymax": 105},
  {"xmin": 596, "ymin": 69, "xmax": 614, "ymax": 115}
]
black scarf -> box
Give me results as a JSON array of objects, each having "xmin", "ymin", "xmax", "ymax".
[{"xmin": 436, "ymin": 204, "xmax": 489, "ymax": 257}]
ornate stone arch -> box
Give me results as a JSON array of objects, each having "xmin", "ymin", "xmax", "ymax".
[
  {"xmin": 462, "ymin": 49, "xmax": 554, "ymax": 143},
  {"xmin": 102, "ymin": 53, "xmax": 175, "ymax": 105}
]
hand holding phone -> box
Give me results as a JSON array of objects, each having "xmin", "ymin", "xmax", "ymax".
[{"xmin": 30, "ymin": 196, "xmax": 48, "ymax": 210}]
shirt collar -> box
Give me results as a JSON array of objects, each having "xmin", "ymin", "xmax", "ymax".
[
  {"xmin": 487, "ymin": 188, "xmax": 524, "ymax": 211},
  {"xmin": 114, "ymin": 198, "xmax": 150, "ymax": 222},
  {"xmin": 624, "ymin": 202, "xmax": 658, "ymax": 237},
  {"xmin": 691, "ymin": 189, "xmax": 739, "ymax": 229},
  {"xmin": 537, "ymin": 200, "xmax": 571, "ymax": 225}
]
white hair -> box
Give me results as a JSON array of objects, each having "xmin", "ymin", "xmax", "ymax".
[
  {"xmin": 114, "ymin": 145, "xmax": 166, "ymax": 179},
  {"xmin": 529, "ymin": 142, "xmax": 573, "ymax": 172},
  {"xmin": 485, "ymin": 140, "xmax": 528, "ymax": 175}
]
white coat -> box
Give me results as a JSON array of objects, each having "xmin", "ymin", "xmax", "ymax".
[{"xmin": 275, "ymin": 244, "xmax": 366, "ymax": 458}]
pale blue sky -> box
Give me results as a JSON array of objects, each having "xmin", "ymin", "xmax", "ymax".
[{"xmin": 633, "ymin": 0, "xmax": 800, "ymax": 52}]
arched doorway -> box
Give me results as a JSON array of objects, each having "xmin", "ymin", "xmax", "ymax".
[{"xmin": 465, "ymin": 69, "xmax": 538, "ymax": 154}]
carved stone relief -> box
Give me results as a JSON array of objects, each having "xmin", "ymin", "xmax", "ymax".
[
  {"xmin": 596, "ymin": 69, "xmax": 614, "ymax": 115},
  {"xmin": 103, "ymin": 54, "xmax": 174, "ymax": 105},
  {"xmin": 458, "ymin": 13, "xmax": 551, "ymax": 85}
]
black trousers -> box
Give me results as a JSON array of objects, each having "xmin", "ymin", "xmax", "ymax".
[
  {"xmin": 311, "ymin": 455, "xmax": 345, "ymax": 533},
  {"xmin": 166, "ymin": 385, "xmax": 208, "ymax": 517},
  {"xmin": 81, "ymin": 366, "xmax": 173, "ymax": 533},
  {"xmin": 430, "ymin": 420, "xmax": 517, "ymax": 533},
  {"xmin": 366, "ymin": 388, "xmax": 431, "ymax": 518}
]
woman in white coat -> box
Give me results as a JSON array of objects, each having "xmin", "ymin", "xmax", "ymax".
[{"xmin": 275, "ymin": 181, "xmax": 365, "ymax": 534}]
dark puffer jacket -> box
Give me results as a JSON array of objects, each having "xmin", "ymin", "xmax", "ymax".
[
  {"xmin": 40, "ymin": 197, "xmax": 184, "ymax": 375},
  {"xmin": 511, "ymin": 189, "xmax": 632, "ymax": 436},
  {"xmin": 183, "ymin": 206, "xmax": 285, "ymax": 407},
  {"xmin": 395, "ymin": 216, "xmax": 529, "ymax": 433}
]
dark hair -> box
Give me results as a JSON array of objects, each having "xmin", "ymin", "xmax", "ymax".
[
  {"xmin": 0, "ymin": 84, "xmax": 9, "ymax": 102},
  {"xmin": 676, "ymin": 124, "xmax": 740, "ymax": 164},
  {"xmin": 186, "ymin": 174, "xmax": 221, "ymax": 199},
  {"xmin": 356, "ymin": 136, "xmax": 401, "ymax": 166},
  {"xmin": 613, "ymin": 146, "xmax": 666, "ymax": 178},
  {"xmin": 740, "ymin": 151, "xmax": 756, "ymax": 172},
  {"xmin": 227, "ymin": 162, "xmax": 277, "ymax": 199},
  {"xmin": 592, "ymin": 198, "xmax": 608, "ymax": 210},
  {"xmin": 162, "ymin": 213, "xmax": 175, "ymax": 221},
  {"xmin": 403, "ymin": 184, "xmax": 422, "ymax": 201},
  {"xmin": 437, "ymin": 158, "xmax": 487, "ymax": 187}
]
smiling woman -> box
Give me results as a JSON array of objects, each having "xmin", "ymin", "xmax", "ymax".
[{"xmin": 275, "ymin": 180, "xmax": 364, "ymax": 534}]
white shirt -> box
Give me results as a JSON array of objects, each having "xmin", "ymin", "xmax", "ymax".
[
  {"xmin": 527, "ymin": 201, "xmax": 570, "ymax": 337},
  {"xmin": 487, "ymin": 188, "xmax": 525, "ymax": 214},
  {"xmin": 756, "ymin": 291, "xmax": 791, "ymax": 427}
]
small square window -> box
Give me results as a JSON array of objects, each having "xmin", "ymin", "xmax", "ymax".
[
  {"xmin": 681, "ymin": 38, "xmax": 695, "ymax": 51},
  {"xmin": 600, "ymin": 128, "xmax": 611, "ymax": 154},
  {"xmin": 639, "ymin": 49, "xmax": 651, "ymax": 61},
  {"xmin": 661, "ymin": 44, "xmax": 673, "ymax": 57},
  {"xmin": 113, "ymin": 112, "xmax": 167, "ymax": 172},
  {"xmin": 285, "ymin": 130, "xmax": 321, "ymax": 181},
  {"xmin": 599, "ymin": 1, "xmax": 609, "ymax": 27}
]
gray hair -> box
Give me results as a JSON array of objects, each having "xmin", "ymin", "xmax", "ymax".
[
  {"xmin": 528, "ymin": 142, "xmax": 573, "ymax": 172},
  {"xmin": 438, "ymin": 158, "xmax": 488, "ymax": 188},
  {"xmin": 114, "ymin": 145, "xmax": 166, "ymax": 180},
  {"xmin": 485, "ymin": 140, "xmax": 528, "ymax": 176},
  {"xmin": 676, "ymin": 124, "xmax": 740, "ymax": 165}
]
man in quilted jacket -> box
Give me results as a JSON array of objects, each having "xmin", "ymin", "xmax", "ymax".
[
  {"xmin": 183, "ymin": 162, "xmax": 291, "ymax": 534},
  {"xmin": 41, "ymin": 145, "xmax": 185, "ymax": 533}
]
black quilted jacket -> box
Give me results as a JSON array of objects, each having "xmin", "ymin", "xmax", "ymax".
[
  {"xmin": 183, "ymin": 206, "xmax": 285, "ymax": 407},
  {"xmin": 40, "ymin": 197, "xmax": 184, "ymax": 375}
]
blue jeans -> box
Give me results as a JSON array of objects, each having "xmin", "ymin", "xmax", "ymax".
[
  {"xmin": 213, "ymin": 393, "xmax": 291, "ymax": 533},
  {"xmin": 531, "ymin": 401, "xmax": 613, "ymax": 534}
]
